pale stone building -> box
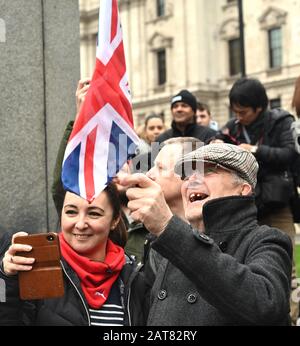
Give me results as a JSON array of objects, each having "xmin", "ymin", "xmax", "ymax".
[{"xmin": 79, "ymin": 0, "xmax": 300, "ymax": 128}]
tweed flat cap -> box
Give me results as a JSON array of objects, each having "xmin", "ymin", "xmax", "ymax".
[{"xmin": 174, "ymin": 143, "xmax": 259, "ymax": 188}]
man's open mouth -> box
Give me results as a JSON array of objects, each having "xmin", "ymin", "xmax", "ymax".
[{"xmin": 189, "ymin": 193, "xmax": 209, "ymax": 203}]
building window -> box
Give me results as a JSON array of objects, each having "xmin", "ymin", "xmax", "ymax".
[
  {"xmin": 157, "ymin": 0, "xmax": 165, "ymax": 17},
  {"xmin": 157, "ymin": 49, "xmax": 166, "ymax": 85},
  {"xmin": 268, "ymin": 28, "xmax": 282, "ymax": 68},
  {"xmin": 228, "ymin": 38, "xmax": 241, "ymax": 76},
  {"xmin": 270, "ymin": 98, "xmax": 281, "ymax": 109}
]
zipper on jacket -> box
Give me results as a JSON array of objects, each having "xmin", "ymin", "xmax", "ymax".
[
  {"xmin": 126, "ymin": 286, "xmax": 132, "ymax": 326},
  {"xmin": 124, "ymin": 261, "xmax": 144, "ymax": 326},
  {"xmin": 61, "ymin": 261, "xmax": 91, "ymax": 326},
  {"xmin": 120, "ymin": 278, "xmax": 132, "ymax": 326}
]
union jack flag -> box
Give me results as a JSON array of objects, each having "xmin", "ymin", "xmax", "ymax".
[{"xmin": 62, "ymin": 0, "xmax": 140, "ymax": 202}]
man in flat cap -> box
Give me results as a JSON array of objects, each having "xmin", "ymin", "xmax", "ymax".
[{"xmin": 119, "ymin": 143, "xmax": 292, "ymax": 326}]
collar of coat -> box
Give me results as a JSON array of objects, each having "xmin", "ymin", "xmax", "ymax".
[
  {"xmin": 202, "ymin": 195, "xmax": 258, "ymax": 236},
  {"xmin": 171, "ymin": 118, "xmax": 197, "ymax": 135}
]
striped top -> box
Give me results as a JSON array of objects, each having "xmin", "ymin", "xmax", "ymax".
[{"xmin": 89, "ymin": 280, "xmax": 124, "ymax": 326}]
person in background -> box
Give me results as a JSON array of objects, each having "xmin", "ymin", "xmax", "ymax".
[
  {"xmin": 156, "ymin": 89, "xmax": 216, "ymax": 144},
  {"xmin": 196, "ymin": 102, "xmax": 218, "ymax": 131},
  {"xmin": 119, "ymin": 143, "xmax": 292, "ymax": 326},
  {"xmin": 136, "ymin": 114, "xmax": 165, "ymax": 156},
  {"xmin": 291, "ymin": 75, "xmax": 300, "ymax": 326},
  {"xmin": 291, "ymin": 75, "xmax": 300, "ymax": 154},
  {"xmin": 0, "ymin": 183, "xmax": 147, "ymax": 326},
  {"xmin": 142, "ymin": 137, "xmax": 202, "ymax": 274},
  {"xmin": 146, "ymin": 137, "xmax": 201, "ymax": 221},
  {"xmin": 292, "ymin": 75, "xmax": 300, "ymax": 117},
  {"xmin": 213, "ymin": 77, "xmax": 298, "ymax": 324},
  {"xmin": 125, "ymin": 137, "xmax": 201, "ymax": 263}
]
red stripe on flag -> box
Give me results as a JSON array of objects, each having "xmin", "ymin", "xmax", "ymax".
[
  {"xmin": 63, "ymin": 0, "xmax": 136, "ymax": 203},
  {"xmin": 84, "ymin": 126, "xmax": 97, "ymax": 201},
  {"xmin": 110, "ymin": 0, "xmax": 117, "ymax": 43},
  {"xmin": 69, "ymin": 39, "xmax": 133, "ymax": 141}
]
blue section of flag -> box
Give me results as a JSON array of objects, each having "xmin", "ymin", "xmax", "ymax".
[
  {"xmin": 107, "ymin": 121, "xmax": 135, "ymax": 181},
  {"xmin": 62, "ymin": 143, "xmax": 81, "ymax": 195}
]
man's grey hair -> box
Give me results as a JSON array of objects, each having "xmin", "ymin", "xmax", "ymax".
[
  {"xmin": 160, "ymin": 137, "xmax": 203, "ymax": 157},
  {"xmin": 230, "ymin": 171, "xmax": 253, "ymax": 194}
]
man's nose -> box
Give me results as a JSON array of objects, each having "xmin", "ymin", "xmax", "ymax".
[
  {"xmin": 235, "ymin": 112, "xmax": 243, "ymax": 120},
  {"xmin": 186, "ymin": 173, "xmax": 204, "ymax": 188},
  {"xmin": 146, "ymin": 168, "xmax": 156, "ymax": 180}
]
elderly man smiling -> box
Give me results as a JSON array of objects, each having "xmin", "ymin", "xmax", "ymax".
[{"xmin": 119, "ymin": 143, "xmax": 293, "ymax": 326}]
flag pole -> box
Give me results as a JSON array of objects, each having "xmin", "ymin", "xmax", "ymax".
[{"xmin": 238, "ymin": 0, "xmax": 246, "ymax": 77}]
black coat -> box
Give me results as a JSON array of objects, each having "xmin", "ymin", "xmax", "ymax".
[
  {"xmin": 156, "ymin": 120, "xmax": 216, "ymax": 144},
  {"xmin": 215, "ymin": 109, "xmax": 297, "ymax": 215},
  {"xmin": 0, "ymin": 232, "xmax": 148, "ymax": 326},
  {"xmin": 146, "ymin": 196, "xmax": 292, "ymax": 326}
]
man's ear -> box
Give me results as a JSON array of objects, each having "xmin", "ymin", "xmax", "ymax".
[{"xmin": 241, "ymin": 183, "xmax": 252, "ymax": 196}]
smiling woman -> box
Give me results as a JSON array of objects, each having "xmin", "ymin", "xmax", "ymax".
[
  {"xmin": 0, "ymin": 183, "xmax": 148, "ymax": 326},
  {"xmin": 61, "ymin": 185, "xmax": 126, "ymax": 261}
]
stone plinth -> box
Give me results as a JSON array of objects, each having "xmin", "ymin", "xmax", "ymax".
[{"xmin": 0, "ymin": 0, "xmax": 80, "ymax": 236}]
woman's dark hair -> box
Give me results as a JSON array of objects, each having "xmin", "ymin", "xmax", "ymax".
[
  {"xmin": 144, "ymin": 113, "xmax": 164, "ymax": 127},
  {"xmin": 229, "ymin": 78, "xmax": 269, "ymax": 111},
  {"xmin": 104, "ymin": 183, "xmax": 127, "ymax": 248}
]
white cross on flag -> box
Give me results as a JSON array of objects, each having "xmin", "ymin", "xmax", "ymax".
[{"xmin": 62, "ymin": 0, "xmax": 139, "ymax": 202}]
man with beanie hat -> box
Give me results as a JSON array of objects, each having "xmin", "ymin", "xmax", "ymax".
[
  {"xmin": 119, "ymin": 143, "xmax": 292, "ymax": 325},
  {"xmin": 156, "ymin": 89, "xmax": 216, "ymax": 144},
  {"xmin": 171, "ymin": 89, "xmax": 197, "ymax": 113}
]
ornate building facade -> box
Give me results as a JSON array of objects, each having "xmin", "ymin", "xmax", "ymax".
[{"xmin": 79, "ymin": 0, "xmax": 300, "ymax": 128}]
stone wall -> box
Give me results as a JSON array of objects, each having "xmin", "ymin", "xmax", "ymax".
[{"xmin": 0, "ymin": 0, "xmax": 80, "ymax": 236}]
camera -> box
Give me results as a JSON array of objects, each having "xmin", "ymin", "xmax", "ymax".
[{"xmin": 47, "ymin": 234, "xmax": 55, "ymax": 241}]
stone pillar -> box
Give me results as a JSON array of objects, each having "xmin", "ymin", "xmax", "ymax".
[{"xmin": 0, "ymin": 0, "xmax": 80, "ymax": 236}]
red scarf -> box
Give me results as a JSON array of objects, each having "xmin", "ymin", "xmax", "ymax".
[{"xmin": 59, "ymin": 233, "xmax": 125, "ymax": 309}]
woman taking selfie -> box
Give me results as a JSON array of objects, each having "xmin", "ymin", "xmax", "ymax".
[{"xmin": 0, "ymin": 183, "xmax": 147, "ymax": 326}]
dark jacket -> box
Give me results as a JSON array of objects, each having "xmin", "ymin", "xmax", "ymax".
[
  {"xmin": 126, "ymin": 221, "xmax": 149, "ymax": 264},
  {"xmin": 52, "ymin": 121, "xmax": 74, "ymax": 216},
  {"xmin": 156, "ymin": 120, "xmax": 216, "ymax": 144},
  {"xmin": 292, "ymin": 75, "xmax": 300, "ymax": 116},
  {"xmin": 215, "ymin": 109, "xmax": 296, "ymax": 215},
  {"xmin": 0, "ymin": 233, "xmax": 148, "ymax": 326},
  {"xmin": 146, "ymin": 196, "xmax": 292, "ymax": 326}
]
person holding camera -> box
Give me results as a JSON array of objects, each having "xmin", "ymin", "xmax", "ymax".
[
  {"xmin": 0, "ymin": 183, "xmax": 148, "ymax": 326},
  {"xmin": 119, "ymin": 143, "xmax": 292, "ymax": 325}
]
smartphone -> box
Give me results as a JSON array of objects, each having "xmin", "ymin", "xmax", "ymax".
[{"xmin": 15, "ymin": 232, "xmax": 64, "ymax": 300}]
